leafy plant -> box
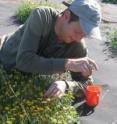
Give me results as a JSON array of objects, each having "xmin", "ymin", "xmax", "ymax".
[
  {"xmin": 111, "ymin": 31, "xmax": 117, "ymax": 49},
  {"xmin": 16, "ymin": 0, "xmax": 40, "ymax": 23},
  {"xmin": 102, "ymin": 0, "xmax": 117, "ymax": 4},
  {"xmin": 16, "ymin": 0, "xmax": 64, "ymax": 23},
  {"xmin": 109, "ymin": 29, "xmax": 117, "ymax": 49},
  {"xmin": 0, "ymin": 65, "xmax": 79, "ymax": 124}
]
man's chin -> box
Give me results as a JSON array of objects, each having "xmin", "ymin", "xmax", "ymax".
[{"xmin": 64, "ymin": 40, "xmax": 76, "ymax": 44}]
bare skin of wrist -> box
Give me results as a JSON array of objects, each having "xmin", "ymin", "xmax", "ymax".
[
  {"xmin": 65, "ymin": 59, "xmax": 73, "ymax": 71},
  {"xmin": 65, "ymin": 57, "xmax": 98, "ymax": 78}
]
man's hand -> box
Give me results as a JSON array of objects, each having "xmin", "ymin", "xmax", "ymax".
[
  {"xmin": 65, "ymin": 57, "xmax": 98, "ymax": 77},
  {"xmin": 44, "ymin": 81, "xmax": 66, "ymax": 98}
]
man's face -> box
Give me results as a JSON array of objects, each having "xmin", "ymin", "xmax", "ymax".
[
  {"xmin": 60, "ymin": 21, "xmax": 85, "ymax": 43},
  {"xmin": 57, "ymin": 10, "xmax": 86, "ymax": 43}
]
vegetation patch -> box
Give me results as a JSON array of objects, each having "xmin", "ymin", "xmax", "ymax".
[
  {"xmin": 102, "ymin": 0, "xmax": 117, "ymax": 4},
  {"xmin": 16, "ymin": 0, "xmax": 39, "ymax": 23},
  {"xmin": 16, "ymin": 0, "xmax": 64, "ymax": 23},
  {"xmin": 110, "ymin": 30, "xmax": 117, "ymax": 49},
  {"xmin": 107, "ymin": 29, "xmax": 117, "ymax": 49},
  {"xmin": 0, "ymin": 65, "xmax": 79, "ymax": 124}
]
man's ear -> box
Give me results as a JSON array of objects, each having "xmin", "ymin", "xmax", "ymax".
[{"xmin": 62, "ymin": 10, "xmax": 71, "ymax": 21}]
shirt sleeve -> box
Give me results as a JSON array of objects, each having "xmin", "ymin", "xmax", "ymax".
[
  {"xmin": 68, "ymin": 42, "xmax": 95, "ymax": 95},
  {"xmin": 70, "ymin": 40, "xmax": 90, "ymax": 82},
  {"xmin": 65, "ymin": 77, "xmax": 94, "ymax": 96},
  {"xmin": 16, "ymin": 8, "xmax": 66, "ymax": 74}
]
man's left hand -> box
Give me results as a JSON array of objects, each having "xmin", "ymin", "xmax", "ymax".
[{"xmin": 44, "ymin": 81, "xmax": 67, "ymax": 98}]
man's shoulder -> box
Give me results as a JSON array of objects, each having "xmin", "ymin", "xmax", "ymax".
[
  {"xmin": 29, "ymin": 7, "xmax": 59, "ymax": 35},
  {"xmin": 31, "ymin": 6, "xmax": 59, "ymax": 26},
  {"xmin": 33, "ymin": 6, "xmax": 59, "ymax": 16}
]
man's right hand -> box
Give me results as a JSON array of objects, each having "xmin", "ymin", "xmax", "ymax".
[{"xmin": 65, "ymin": 57, "xmax": 98, "ymax": 78}]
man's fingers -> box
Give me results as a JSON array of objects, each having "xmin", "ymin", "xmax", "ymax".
[
  {"xmin": 44, "ymin": 84, "xmax": 56, "ymax": 98},
  {"xmin": 81, "ymin": 63, "xmax": 92, "ymax": 77},
  {"xmin": 47, "ymin": 88, "xmax": 59, "ymax": 98},
  {"xmin": 88, "ymin": 58, "xmax": 99, "ymax": 71},
  {"xmin": 54, "ymin": 90, "xmax": 62, "ymax": 97},
  {"xmin": 44, "ymin": 81, "xmax": 67, "ymax": 98},
  {"xmin": 83, "ymin": 63, "xmax": 92, "ymax": 76},
  {"xmin": 81, "ymin": 64, "xmax": 88, "ymax": 76}
]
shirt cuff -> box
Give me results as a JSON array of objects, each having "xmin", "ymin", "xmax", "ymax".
[{"xmin": 52, "ymin": 58, "xmax": 66, "ymax": 73}]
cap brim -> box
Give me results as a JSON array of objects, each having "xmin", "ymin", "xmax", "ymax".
[
  {"xmin": 62, "ymin": 1, "xmax": 102, "ymax": 41},
  {"xmin": 80, "ymin": 19, "xmax": 102, "ymax": 40},
  {"xmin": 62, "ymin": 1, "xmax": 70, "ymax": 7},
  {"xmin": 89, "ymin": 26, "xmax": 102, "ymax": 41}
]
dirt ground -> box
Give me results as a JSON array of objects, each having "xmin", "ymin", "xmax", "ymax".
[{"xmin": 0, "ymin": 0, "xmax": 117, "ymax": 124}]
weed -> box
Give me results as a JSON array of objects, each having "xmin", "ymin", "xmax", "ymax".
[
  {"xmin": 16, "ymin": 0, "xmax": 64, "ymax": 23},
  {"xmin": 102, "ymin": 0, "xmax": 117, "ymax": 4},
  {"xmin": 109, "ymin": 29, "xmax": 117, "ymax": 49},
  {"xmin": 0, "ymin": 65, "xmax": 79, "ymax": 124}
]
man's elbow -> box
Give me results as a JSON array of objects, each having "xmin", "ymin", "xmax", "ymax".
[{"xmin": 16, "ymin": 54, "xmax": 29, "ymax": 72}]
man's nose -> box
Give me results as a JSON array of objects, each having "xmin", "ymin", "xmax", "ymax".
[
  {"xmin": 75, "ymin": 35, "xmax": 83, "ymax": 41},
  {"xmin": 77, "ymin": 33, "xmax": 85, "ymax": 40}
]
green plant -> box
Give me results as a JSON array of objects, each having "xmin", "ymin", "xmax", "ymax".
[
  {"xmin": 102, "ymin": 0, "xmax": 117, "ymax": 4},
  {"xmin": 109, "ymin": 30, "xmax": 117, "ymax": 49},
  {"xmin": 16, "ymin": 0, "xmax": 40, "ymax": 23},
  {"xmin": 16, "ymin": 0, "xmax": 64, "ymax": 23},
  {"xmin": 0, "ymin": 65, "xmax": 79, "ymax": 124}
]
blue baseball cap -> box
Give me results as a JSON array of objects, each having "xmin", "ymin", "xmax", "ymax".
[{"xmin": 63, "ymin": 0, "xmax": 102, "ymax": 40}]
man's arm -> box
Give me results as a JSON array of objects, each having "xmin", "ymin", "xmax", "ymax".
[
  {"xmin": 65, "ymin": 42, "xmax": 95, "ymax": 94},
  {"xmin": 16, "ymin": 8, "xmax": 66, "ymax": 74},
  {"xmin": 44, "ymin": 40, "xmax": 98, "ymax": 98},
  {"xmin": 68, "ymin": 41, "xmax": 89, "ymax": 82}
]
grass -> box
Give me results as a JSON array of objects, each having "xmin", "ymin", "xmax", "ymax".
[
  {"xmin": 16, "ymin": 0, "xmax": 39, "ymax": 23},
  {"xmin": 107, "ymin": 29, "xmax": 117, "ymax": 49},
  {"xmin": 0, "ymin": 65, "xmax": 79, "ymax": 124},
  {"xmin": 102, "ymin": 0, "xmax": 117, "ymax": 4},
  {"xmin": 16, "ymin": 0, "xmax": 65, "ymax": 23},
  {"xmin": 111, "ymin": 30, "xmax": 117, "ymax": 49}
]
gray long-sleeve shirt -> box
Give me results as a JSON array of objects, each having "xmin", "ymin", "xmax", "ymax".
[{"xmin": 0, "ymin": 7, "xmax": 87, "ymax": 75}]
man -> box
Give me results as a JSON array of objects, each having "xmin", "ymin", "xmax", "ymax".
[{"xmin": 0, "ymin": 0, "xmax": 101, "ymax": 98}]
